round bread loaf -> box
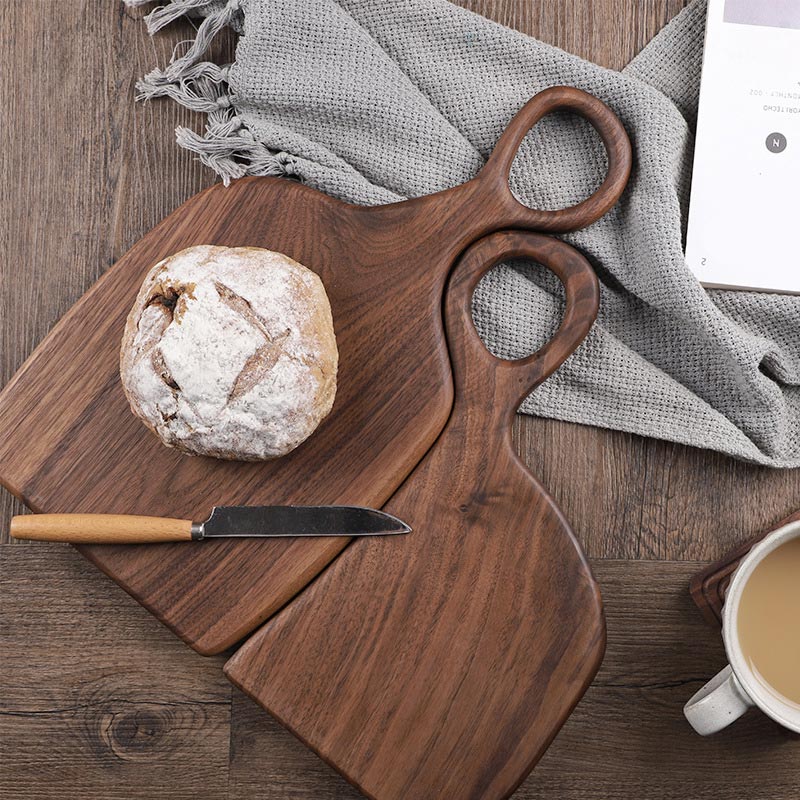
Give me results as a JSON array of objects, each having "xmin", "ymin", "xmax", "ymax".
[{"xmin": 120, "ymin": 245, "xmax": 338, "ymax": 460}]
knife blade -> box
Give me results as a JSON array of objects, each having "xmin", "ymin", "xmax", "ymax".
[{"xmin": 9, "ymin": 506, "xmax": 412, "ymax": 545}]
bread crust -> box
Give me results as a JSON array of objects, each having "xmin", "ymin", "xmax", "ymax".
[{"xmin": 120, "ymin": 245, "xmax": 338, "ymax": 461}]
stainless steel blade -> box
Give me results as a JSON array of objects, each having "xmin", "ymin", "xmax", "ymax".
[{"xmin": 193, "ymin": 505, "xmax": 411, "ymax": 540}]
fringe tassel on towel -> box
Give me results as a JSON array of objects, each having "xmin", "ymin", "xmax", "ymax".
[{"xmin": 125, "ymin": 0, "xmax": 294, "ymax": 185}]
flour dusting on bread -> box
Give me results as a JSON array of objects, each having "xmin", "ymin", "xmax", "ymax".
[{"xmin": 120, "ymin": 245, "xmax": 338, "ymax": 460}]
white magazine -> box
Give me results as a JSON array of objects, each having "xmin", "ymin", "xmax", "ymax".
[{"xmin": 685, "ymin": 0, "xmax": 800, "ymax": 293}]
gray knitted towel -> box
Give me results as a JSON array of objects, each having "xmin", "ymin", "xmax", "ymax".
[{"xmin": 127, "ymin": 0, "xmax": 800, "ymax": 468}]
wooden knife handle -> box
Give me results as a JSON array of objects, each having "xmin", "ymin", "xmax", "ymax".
[{"xmin": 9, "ymin": 514, "xmax": 194, "ymax": 543}]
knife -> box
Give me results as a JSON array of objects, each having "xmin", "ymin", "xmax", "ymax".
[{"xmin": 9, "ymin": 506, "xmax": 412, "ymax": 544}]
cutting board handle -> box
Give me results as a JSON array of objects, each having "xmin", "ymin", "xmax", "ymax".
[
  {"xmin": 445, "ymin": 230, "xmax": 599, "ymax": 416},
  {"xmin": 478, "ymin": 86, "xmax": 632, "ymax": 234}
]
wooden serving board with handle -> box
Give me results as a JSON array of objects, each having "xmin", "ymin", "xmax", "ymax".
[
  {"xmin": 0, "ymin": 87, "xmax": 630, "ymax": 655},
  {"xmin": 226, "ymin": 230, "xmax": 606, "ymax": 800}
]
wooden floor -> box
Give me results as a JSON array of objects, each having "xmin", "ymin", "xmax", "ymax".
[{"xmin": 2, "ymin": 1, "xmax": 799, "ymax": 797}]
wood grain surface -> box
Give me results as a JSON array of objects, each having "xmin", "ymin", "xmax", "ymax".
[
  {"xmin": 0, "ymin": 85, "xmax": 628, "ymax": 655},
  {"xmin": 226, "ymin": 231, "xmax": 605, "ymax": 799},
  {"xmin": 5, "ymin": 548, "xmax": 799, "ymax": 800},
  {"xmin": 2, "ymin": 1, "xmax": 800, "ymax": 798}
]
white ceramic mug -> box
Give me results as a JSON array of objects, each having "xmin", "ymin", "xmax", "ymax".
[{"xmin": 684, "ymin": 521, "xmax": 800, "ymax": 735}]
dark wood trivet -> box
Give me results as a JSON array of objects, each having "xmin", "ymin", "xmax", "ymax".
[{"xmin": 690, "ymin": 510, "xmax": 800, "ymax": 626}]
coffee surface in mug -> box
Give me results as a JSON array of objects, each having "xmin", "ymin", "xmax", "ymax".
[{"xmin": 737, "ymin": 537, "xmax": 800, "ymax": 709}]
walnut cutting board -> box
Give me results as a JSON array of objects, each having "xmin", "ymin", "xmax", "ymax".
[
  {"xmin": 226, "ymin": 231, "xmax": 606, "ymax": 800},
  {"xmin": 0, "ymin": 87, "xmax": 630, "ymax": 655}
]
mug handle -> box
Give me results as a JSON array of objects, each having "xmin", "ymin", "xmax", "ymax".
[{"xmin": 683, "ymin": 665, "xmax": 754, "ymax": 735}]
